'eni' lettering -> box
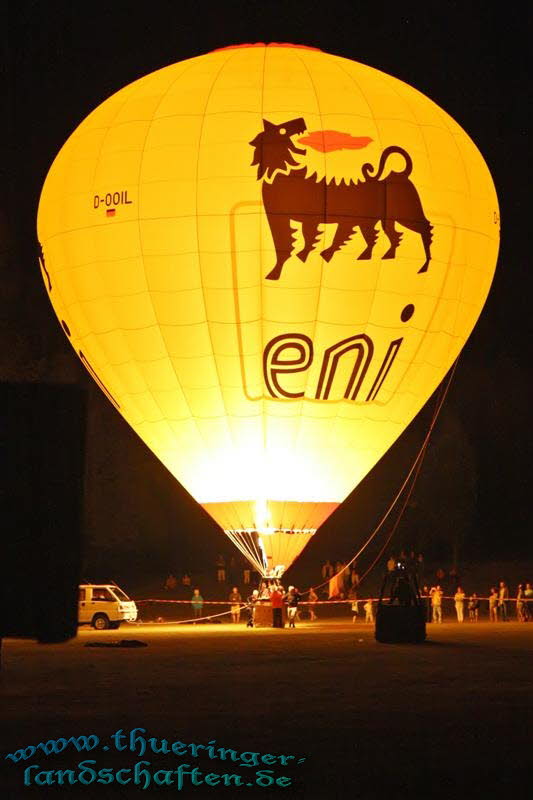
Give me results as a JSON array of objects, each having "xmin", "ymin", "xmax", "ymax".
[{"xmin": 263, "ymin": 333, "xmax": 402, "ymax": 402}]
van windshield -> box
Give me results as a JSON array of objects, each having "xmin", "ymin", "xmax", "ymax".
[{"xmin": 111, "ymin": 587, "xmax": 130, "ymax": 601}]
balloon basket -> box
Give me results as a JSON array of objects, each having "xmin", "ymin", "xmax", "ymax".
[
  {"xmin": 253, "ymin": 602, "xmax": 287, "ymax": 628},
  {"xmin": 375, "ymin": 606, "xmax": 426, "ymax": 644},
  {"xmin": 375, "ymin": 565, "xmax": 427, "ymax": 644}
]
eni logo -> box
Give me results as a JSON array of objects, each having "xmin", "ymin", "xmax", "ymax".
[
  {"xmin": 250, "ymin": 118, "xmax": 432, "ymax": 281},
  {"xmin": 248, "ymin": 119, "xmax": 425, "ymax": 403}
]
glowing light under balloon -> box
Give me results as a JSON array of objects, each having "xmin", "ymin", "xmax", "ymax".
[{"xmin": 37, "ymin": 43, "xmax": 499, "ymax": 576}]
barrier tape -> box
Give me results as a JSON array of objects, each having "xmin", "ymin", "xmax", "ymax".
[
  {"xmin": 135, "ymin": 595, "xmax": 529, "ymax": 604},
  {"xmin": 129, "ymin": 595, "xmax": 530, "ymax": 626}
]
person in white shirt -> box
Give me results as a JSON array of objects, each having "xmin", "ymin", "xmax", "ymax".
[
  {"xmin": 364, "ymin": 598, "xmax": 374, "ymax": 624},
  {"xmin": 431, "ymin": 585, "xmax": 443, "ymax": 623},
  {"xmin": 454, "ymin": 587, "xmax": 466, "ymax": 622}
]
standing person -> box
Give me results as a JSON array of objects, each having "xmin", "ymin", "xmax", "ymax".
[
  {"xmin": 246, "ymin": 589, "xmax": 259, "ymax": 627},
  {"xmin": 349, "ymin": 588, "xmax": 359, "ymax": 622},
  {"xmin": 416, "ymin": 553, "xmax": 425, "ymax": 582},
  {"xmin": 431, "ymin": 585, "xmax": 443, "ymax": 623},
  {"xmin": 468, "ymin": 593, "xmax": 480, "ymax": 622},
  {"xmin": 308, "ymin": 587, "xmax": 318, "ymax": 621},
  {"xmin": 498, "ymin": 581, "xmax": 509, "ymax": 621},
  {"xmin": 516, "ymin": 584, "xmax": 526, "ymax": 622},
  {"xmin": 216, "ymin": 555, "xmax": 226, "ymax": 583},
  {"xmin": 243, "ymin": 564, "xmax": 251, "ymax": 585},
  {"xmin": 454, "ymin": 587, "xmax": 466, "ymax": 622},
  {"xmin": 524, "ymin": 583, "xmax": 533, "ymax": 622},
  {"xmin": 321, "ymin": 560, "xmax": 333, "ymax": 579},
  {"xmin": 449, "ymin": 566, "xmax": 459, "ymax": 591},
  {"xmin": 164, "ymin": 573, "xmax": 177, "ymax": 591},
  {"xmin": 328, "ymin": 572, "xmax": 341, "ymax": 599},
  {"xmin": 228, "ymin": 587, "xmax": 242, "ymax": 624},
  {"xmin": 489, "ymin": 587, "xmax": 498, "ymax": 622},
  {"xmin": 286, "ymin": 586, "xmax": 301, "ymax": 628},
  {"xmin": 259, "ymin": 581, "xmax": 270, "ymax": 600},
  {"xmin": 387, "ymin": 555, "xmax": 396, "ymax": 572},
  {"xmin": 364, "ymin": 597, "xmax": 374, "ymax": 624},
  {"xmin": 191, "ymin": 589, "xmax": 204, "ymax": 622},
  {"xmin": 270, "ymin": 585, "xmax": 284, "ymax": 628},
  {"xmin": 335, "ymin": 562, "xmax": 346, "ymax": 593}
]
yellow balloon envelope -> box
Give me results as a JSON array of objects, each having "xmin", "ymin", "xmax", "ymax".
[{"xmin": 37, "ymin": 44, "xmax": 499, "ymax": 576}]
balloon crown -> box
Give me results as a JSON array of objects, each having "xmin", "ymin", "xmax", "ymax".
[{"xmin": 211, "ymin": 43, "xmax": 322, "ymax": 53}]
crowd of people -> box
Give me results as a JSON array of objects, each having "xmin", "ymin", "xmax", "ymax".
[
  {"xmin": 380, "ymin": 553, "xmax": 533, "ymax": 623},
  {"xmin": 423, "ymin": 581, "xmax": 533, "ymax": 623},
  {"xmin": 238, "ymin": 581, "xmax": 303, "ymax": 628},
  {"xmin": 180, "ymin": 578, "xmax": 380, "ymax": 627},
  {"xmin": 214, "ymin": 554, "xmax": 255, "ymax": 586},
  {"xmin": 162, "ymin": 578, "xmax": 307, "ymax": 628},
  {"xmin": 163, "ymin": 555, "xmax": 258, "ymax": 597},
  {"xmin": 188, "ymin": 580, "xmax": 320, "ymax": 628},
  {"xmin": 321, "ymin": 559, "xmax": 360, "ymax": 597},
  {"xmin": 163, "ymin": 572, "xmax": 191, "ymax": 590},
  {"xmin": 160, "ymin": 551, "xmax": 532, "ymax": 626}
]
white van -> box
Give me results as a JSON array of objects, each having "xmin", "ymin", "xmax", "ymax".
[{"xmin": 78, "ymin": 584, "xmax": 138, "ymax": 630}]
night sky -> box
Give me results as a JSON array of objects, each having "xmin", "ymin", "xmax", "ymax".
[{"xmin": 4, "ymin": 2, "xmax": 530, "ymax": 578}]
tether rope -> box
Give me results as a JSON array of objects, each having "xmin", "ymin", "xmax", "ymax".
[
  {"xmin": 302, "ymin": 359, "xmax": 459, "ymax": 597},
  {"xmin": 355, "ymin": 361, "xmax": 459, "ymax": 585}
]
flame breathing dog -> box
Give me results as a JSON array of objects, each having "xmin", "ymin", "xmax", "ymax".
[{"xmin": 250, "ymin": 118, "xmax": 432, "ymax": 281}]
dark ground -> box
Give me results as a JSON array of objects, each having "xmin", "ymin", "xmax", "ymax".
[{"xmin": 1, "ymin": 622, "xmax": 532, "ymax": 798}]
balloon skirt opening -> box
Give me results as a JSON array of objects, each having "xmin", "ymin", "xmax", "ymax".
[
  {"xmin": 225, "ymin": 529, "xmax": 315, "ymax": 577},
  {"xmin": 202, "ymin": 500, "xmax": 338, "ymax": 577}
]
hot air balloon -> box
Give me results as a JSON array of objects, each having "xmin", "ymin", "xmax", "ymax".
[{"xmin": 37, "ymin": 43, "xmax": 499, "ymax": 578}]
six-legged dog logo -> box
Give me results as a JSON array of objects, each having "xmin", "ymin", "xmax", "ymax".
[{"xmin": 250, "ymin": 118, "xmax": 433, "ymax": 281}]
